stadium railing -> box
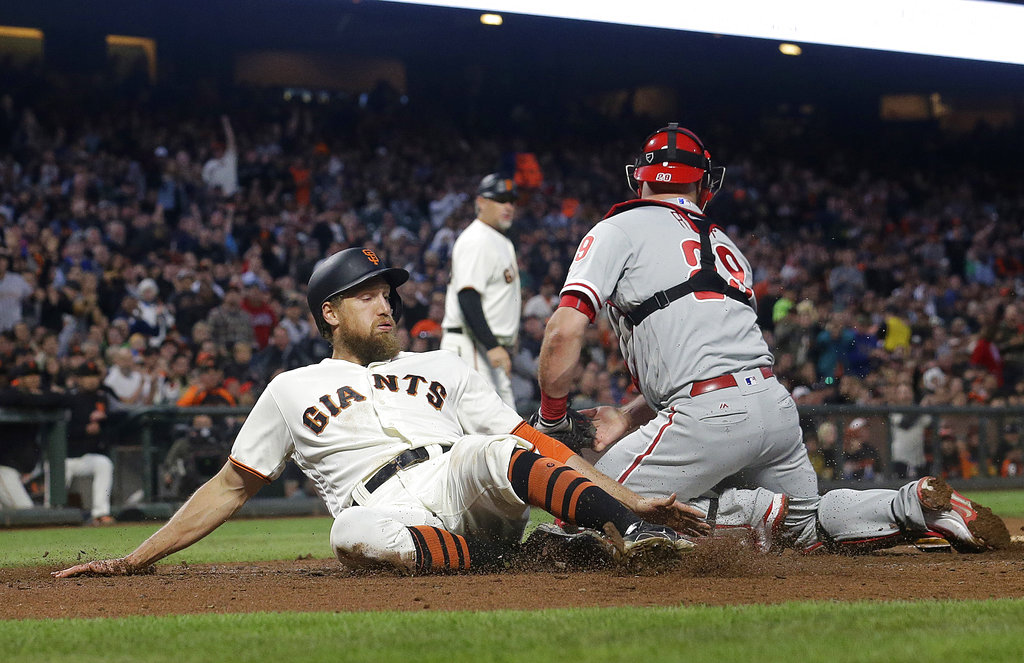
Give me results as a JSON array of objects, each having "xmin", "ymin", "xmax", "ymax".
[{"xmin": 2, "ymin": 403, "xmax": 1024, "ymax": 526}]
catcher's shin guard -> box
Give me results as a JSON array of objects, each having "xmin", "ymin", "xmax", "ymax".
[{"xmin": 507, "ymin": 448, "xmax": 638, "ymax": 535}]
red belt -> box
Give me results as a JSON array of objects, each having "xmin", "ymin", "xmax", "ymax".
[{"xmin": 689, "ymin": 367, "xmax": 774, "ymax": 397}]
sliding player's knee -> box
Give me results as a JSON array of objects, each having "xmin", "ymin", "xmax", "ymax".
[{"xmin": 330, "ymin": 507, "xmax": 416, "ymax": 571}]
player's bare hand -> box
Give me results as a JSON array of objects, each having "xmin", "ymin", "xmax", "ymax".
[
  {"xmin": 52, "ymin": 557, "xmax": 151, "ymax": 579},
  {"xmin": 579, "ymin": 406, "xmax": 629, "ymax": 452},
  {"xmin": 632, "ymin": 493, "xmax": 710, "ymax": 537},
  {"xmin": 486, "ymin": 346, "xmax": 511, "ymax": 375}
]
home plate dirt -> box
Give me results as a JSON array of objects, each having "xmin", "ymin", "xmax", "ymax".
[{"xmin": 4, "ymin": 518, "xmax": 1024, "ymax": 620}]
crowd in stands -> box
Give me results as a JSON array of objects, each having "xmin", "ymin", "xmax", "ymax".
[{"xmin": 2, "ymin": 65, "xmax": 1024, "ymax": 514}]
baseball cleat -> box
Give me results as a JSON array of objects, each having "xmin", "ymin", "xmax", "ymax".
[
  {"xmin": 752, "ymin": 493, "xmax": 789, "ymax": 554},
  {"xmin": 520, "ymin": 523, "xmax": 615, "ymax": 570},
  {"xmin": 606, "ymin": 521, "xmax": 694, "ymax": 571},
  {"xmin": 915, "ymin": 476, "xmax": 1011, "ymax": 553}
]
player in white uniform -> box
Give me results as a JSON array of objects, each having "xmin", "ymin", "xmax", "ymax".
[
  {"xmin": 55, "ymin": 247, "xmax": 707, "ymax": 579},
  {"xmin": 441, "ymin": 174, "xmax": 521, "ymax": 408},
  {"xmin": 534, "ymin": 124, "xmax": 1009, "ymax": 554}
]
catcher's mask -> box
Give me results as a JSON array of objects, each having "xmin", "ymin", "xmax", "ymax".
[
  {"xmin": 306, "ymin": 248, "xmax": 409, "ymax": 334},
  {"xmin": 625, "ymin": 123, "xmax": 725, "ymax": 209}
]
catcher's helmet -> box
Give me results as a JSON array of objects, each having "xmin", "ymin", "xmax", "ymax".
[
  {"xmin": 626, "ymin": 123, "xmax": 725, "ymax": 209},
  {"xmin": 306, "ymin": 248, "xmax": 409, "ymax": 329},
  {"xmin": 476, "ymin": 173, "xmax": 517, "ymax": 204}
]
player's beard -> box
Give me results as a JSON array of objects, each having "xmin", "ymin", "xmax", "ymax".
[{"xmin": 336, "ymin": 318, "xmax": 401, "ymax": 365}]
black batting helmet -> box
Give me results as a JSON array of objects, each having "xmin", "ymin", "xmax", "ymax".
[
  {"xmin": 476, "ymin": 173, "xmax": 517, "ymax": 203},
  {"xmin": 306, "ymin": 248, "xmax": 409, "ymax": 332}
]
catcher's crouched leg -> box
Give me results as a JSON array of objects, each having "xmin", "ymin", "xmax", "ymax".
[
  {"xmin": 331, "ymin": 507, "xmax": 418, "ymax": 573},
  {"xmin": 811, "ymin": 487, "xmax": 918, "ymax": 554}
]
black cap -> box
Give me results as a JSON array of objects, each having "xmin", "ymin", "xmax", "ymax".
[{"xmin": 477, "ymin": 173, "xmax": 517, "ymax": 203}]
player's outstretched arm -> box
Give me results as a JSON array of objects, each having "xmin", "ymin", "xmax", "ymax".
[
  {"xmin": 53, "ymin": 461, "xmax": 264, "ymax": 578},
  {"xmin": 561, "ymin": 453, "xmax": 708, "ymax": 537}
]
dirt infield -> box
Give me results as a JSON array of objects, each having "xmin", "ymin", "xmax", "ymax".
[{"xmin": 3, "ymin": 517, "xmax": 1023, "ymax": 620}]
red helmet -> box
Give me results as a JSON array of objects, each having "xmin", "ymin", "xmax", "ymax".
[{"xmin": 626, "ymin": 123, "xmax": 725, "ymax": 209}]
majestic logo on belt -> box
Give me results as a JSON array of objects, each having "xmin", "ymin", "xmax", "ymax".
[{"xmin": 363, "ymin": 249, "xmax": 380, "ymax": 265}]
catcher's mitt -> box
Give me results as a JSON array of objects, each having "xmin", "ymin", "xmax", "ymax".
[{"xmin": 528, "ymin": 408, "xmax": 597, "ymax": 453}]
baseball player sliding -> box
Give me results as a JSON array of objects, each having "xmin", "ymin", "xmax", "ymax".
[
  {"xmin": 533, "ymin": 123, "xmax": 1010, "ymax": 554},
  {"xmin": 55, "ymin": 248, "xmax": 707, "ymax": 579},
  {"xmin": 440, "ymin": 174, "xmax": 521, "ymax": 408}
]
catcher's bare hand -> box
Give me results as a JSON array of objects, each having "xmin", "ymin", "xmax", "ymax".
[
  {"xmin": 52, "ymin": 557, "xmax": 151, "ymax": 579},
  {"xmin": 579, "ymin": 406, "xmax": 630, "ymax": 452},
  {"xmin": 632, "ymin": 493, "xmax": 710, "ymax": 538}
]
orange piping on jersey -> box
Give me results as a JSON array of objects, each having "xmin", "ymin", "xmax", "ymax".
[
  {"xmin": 617, "ymin": 408, "xmax": 676, "ymax": 483},
  {"xmin": 511, "ymin": 421, "xmax": 575, "ymax": 464},
  {"xmin": 228, "ymin": 456, "xmax": 273, "ymax": 484}
]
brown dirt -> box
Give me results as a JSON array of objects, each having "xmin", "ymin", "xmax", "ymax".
[{"xmin": 4, "ymin": 517, "xmax": 1024, "ymax": 620}]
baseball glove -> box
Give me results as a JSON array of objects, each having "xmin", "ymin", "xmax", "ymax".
[{"xmin": 528, "ymin": 408, "xmax": 597, "ymax": 453}]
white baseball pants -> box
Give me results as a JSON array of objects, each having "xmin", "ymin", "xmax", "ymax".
[
  {"xmin": 330, "ymin": 434, "xmax": 531, "ymax": 571},
  {"xmin": 65, "ymin": 453, "xmax": 114, "ymax": 519},
  {"xmin": 0, "ymin": 465, "xmax": 33, "ymax": 510}
]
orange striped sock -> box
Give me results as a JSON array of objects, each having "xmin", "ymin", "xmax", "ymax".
[
  {"xmin": 506, "ymin": 448, "xmax": 636, "ymax": 534},
  {"xmin": 406, "ymin": 526, "xmax": 513, "ymax": 573}
]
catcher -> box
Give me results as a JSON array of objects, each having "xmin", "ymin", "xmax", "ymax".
[
  {"xmin": 532, "ymin": 123, "xmax": 1010, "ymax": 555},
  {"xmin": 55, "ymin": 248, "xmax": 707, "ymax": 579}
]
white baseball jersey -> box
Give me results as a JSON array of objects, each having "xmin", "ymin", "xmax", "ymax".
[
  {"xmin": 562, "ymin": 197, "xmax": 773, "ymax": 408},
  {"xmin": 442, "ymin": 219, "xmax": 521, "ymax": 342},
  {"xmin": 229, "ymin": 351, "xmax": 523, "ymax": 517}
]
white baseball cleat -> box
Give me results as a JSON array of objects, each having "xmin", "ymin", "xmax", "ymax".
[{"xmin": 915, "ymin": 476, "xmax": 1010, "ymax": 553}]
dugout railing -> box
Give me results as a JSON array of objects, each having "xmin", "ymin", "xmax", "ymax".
[{"xmin": 3, "ymin": 404, "xmax": 1024, "ymax": 525}]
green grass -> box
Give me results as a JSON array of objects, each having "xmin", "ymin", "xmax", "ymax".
[
  {"xmin": 3, "ymin": 493, "xmax": 1023, "ymax": 662},
  {"xmin": 3, "ymin": 600, "xmax": 1024, "ymax": 663},
  {"xmin": 1, "ymin": 488, "xmax": 1020, "ymax": 570},
  {"xmin": 0, "ymin": 516, "xmax": 335, "ymax": 568}
]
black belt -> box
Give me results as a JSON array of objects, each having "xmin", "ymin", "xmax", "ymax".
[
  {"xmin": 363, "ymin": 447, "xmax": 433, "ymax": 495},
  {"xmin": 445, "ymin": 327, "xmax": 463, "ymax": 334}
]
